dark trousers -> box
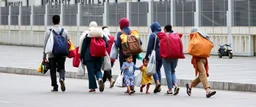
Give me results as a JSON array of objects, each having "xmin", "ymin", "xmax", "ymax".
[
  {"xmin": 48, "ymin": 57, "xmax": 66, "ymax": 88},
  {"xmin": 153, "ymin": 59, "xmax": 163, "ymax": 84},
  {"xmin": 103, "ymin": 62, "xmax": 114, "ymax": 83},
  {"xmin": 85, "ymin": 60, "xmax": 103, "ymax": 89}
]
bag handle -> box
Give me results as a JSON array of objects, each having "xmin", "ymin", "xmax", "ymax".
[{"xmin": 153, "ymin": 33, "xmax": 157, "ymax": 50}]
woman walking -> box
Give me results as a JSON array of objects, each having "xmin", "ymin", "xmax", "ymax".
[{"xmin": 80, "ymin": 21, "xmax": 108, "ymax": 92}]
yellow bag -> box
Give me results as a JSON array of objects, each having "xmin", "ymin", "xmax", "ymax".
[
  {"xmin": 37, "ymin": 64, "xmax": 43, "ymax": 73},
  {"xmin": 187, "ymin": 32, "xmax": 214, "ymax": 57},
  {"xmin": 120, "ymin": 30, "xmax": 139, "ymax": 44},
  {"xmin": 68, "ymin": 39, "xmax": 75, "ymax": 51}
]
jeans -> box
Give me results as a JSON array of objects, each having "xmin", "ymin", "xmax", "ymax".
[
  {"xmin": 48, "ymin": 57, "xmax": 66, "ymax": 88},
  {"xmin": 103, "ymin": 62, "xmax": 114, "ymax": 83},
  {"xmin": 162, "ymin": 59, "xmax": 178, "ymax": 89},
  {"xmin": 153, "ymin": 59, "xmax": 163, "ymax": 84},
  {"xmin": 85, "ymin": 60, "xmax": 103, "ymax": 89}
]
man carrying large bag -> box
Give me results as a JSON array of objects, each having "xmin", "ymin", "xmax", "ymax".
[{"xmin": 186, "ymin": 27, "xmax": 216, "ymax": 98}]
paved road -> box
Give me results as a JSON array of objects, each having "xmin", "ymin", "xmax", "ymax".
[
  {"xmin": 0, "ymin": 73, "xmax": 256, "ymax": 107},
  {"xmin": 1, "ymin": 45, "xmax": 256, "ymax": 83}
]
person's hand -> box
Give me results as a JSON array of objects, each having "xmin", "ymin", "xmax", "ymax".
[
  {"xmin": 139, "ymin": 65, "xmax": 143, "ymax": 69},
  {"xmin": 125, "ymin": 66, "xmax": 129, "ymax": 69}
]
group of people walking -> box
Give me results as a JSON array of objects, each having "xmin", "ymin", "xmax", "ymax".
[{"xmin": 43, "ymin": 15, "xmax": 216, "ymax": 98}]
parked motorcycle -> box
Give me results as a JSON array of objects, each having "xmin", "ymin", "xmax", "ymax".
[{"xmin": 218, "ymin": 44, "xmax": 233, "ymax": 59}]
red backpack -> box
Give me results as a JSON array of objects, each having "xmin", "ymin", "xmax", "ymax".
[
  {"xmin": 157, "ymin": 32, "xmax": 185, "ymax": 59},
  {"xmin": 90, "ymin": 37, "xmax": 106, "ymax": 57}
]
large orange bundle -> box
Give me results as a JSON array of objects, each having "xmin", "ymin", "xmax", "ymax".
[{"xmin": 187, "ymin": 32, "xmax": 214, "ymax": 57}]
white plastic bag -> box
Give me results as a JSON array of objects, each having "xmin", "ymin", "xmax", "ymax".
[
  {"xmin": 77, "ymin": 61, "xmax": 86, "ymax": 76},
  {"xmin": 146, "ymin": 35, "xmax": 157, "ymax": 76},
  {"xmin": 45, "ymin": 31, "xmax": 54, "ymax": 54},
  {"xmin": 135, "ymin": 72, "xmax": 142, "ymax": 87},
  {"xmin": 102, "ymin": 53, "xmax": 112, "ymax": 71},
  {"xmin": 110, "ymin": 43, "xmax": 118, "ymax": 59},
  {"xmin": 114, "ymin": 73, "xmax": 124, "ymax": 88}
]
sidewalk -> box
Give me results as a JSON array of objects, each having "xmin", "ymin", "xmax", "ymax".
[{"xmin": 0, "ymin": 45, "xmax": 256, "ymax": 92}]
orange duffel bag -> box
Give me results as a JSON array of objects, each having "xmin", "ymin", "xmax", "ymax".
[{"xmin": 187, "ymin": 32, "xmax": 214, "ymax": 57}]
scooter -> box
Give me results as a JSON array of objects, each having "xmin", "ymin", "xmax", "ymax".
[{"xmin": 218, "ymin": 44, "xmax": 233, "ymax": 59}]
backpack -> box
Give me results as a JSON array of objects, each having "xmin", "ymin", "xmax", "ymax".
[
  {"xmin": 157, "ymin": 32, "xmax": 185, "ymax": 59},
  {"xmin": 120, "ymin": 30, "xmax": 142, "ymax": 55},
  {"xmin": 187, "ymin": 32, "xmax": 214, "ymax": 57},
  {"xmin": 90, "ymin": 37, "xmax": 107, "ymax": 57},
  {"xmin": 52, "ymin": 28, "xmax": 69, "ymax": 56}
]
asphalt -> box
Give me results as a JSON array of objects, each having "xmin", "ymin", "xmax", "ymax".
[
  {"xmin": 1, "ymin": 45, "xmax": 256, "ymax": 83},
  {"xmin": 1, "ymin": 73, "xmax": 256, "ymax": 107}
]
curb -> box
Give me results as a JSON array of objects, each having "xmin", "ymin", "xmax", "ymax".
[{"xmin": 0, "ymin": 67, "xmax": 255, "ymax": 93}]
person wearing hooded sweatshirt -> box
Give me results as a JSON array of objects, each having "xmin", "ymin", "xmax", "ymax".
[
  {"xmin": 79, "ymin": 21, "xmax": 108, "ymax": 93},
  {"xmin": 144, "ymin": 22, "xmax": 162, "ymax": 93},
  {"xmin": 116, "ymin": 18, "xmax": 142, "ymax": 93},
  {"xmin": 102, "ymin": 26, "xmax": 116, "ymax": 88},
  {"xmin": 186, "ymin": 27, "xmax": 216, "ymax": 98}
]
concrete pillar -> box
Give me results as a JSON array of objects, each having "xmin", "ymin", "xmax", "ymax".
[
  {"xmin": 44, "ymin": 3, "xmax": 48, "ymax": 34},
  {"xmin": 147, "ymin": 0, "xmax": 152, "ymax": 30},
  {"xmin": 8, "ymin": 5, "xmax": 11, "ymax": 44},
  {"xmin": 170, "ymin": 0, "xmax": 175, "ymax": 26},
  {"xmin": 18, "ymin": 4, "xmax": 21, "ymax": 44},
  {"xmin": 194, "ymin": 0, "xmax": 200, "ymax": 27},
  {"xmin": 60, "ymin": 2, "xmax": 63, "ymax": 26},
  {"xmin": 77, "ymin": 2, "xmax": 81, "ymax": 38},
  {"xmin": 103, "ymin": 2, "xmax": 108, "ymax": 26},
  {"xmin": 126, "ymin": 2, "xmax": 130, "ymax": 22},
  {"xmin": 227, "ymin": 0, "xmax": 233, "ymax": 45},
  {"xmin": 30, "ymin": 1, "xmax": 34, "ymax": 44}
]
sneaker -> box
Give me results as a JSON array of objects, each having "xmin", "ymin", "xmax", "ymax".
[
  {"xmin": 98, "ymin": 80, "xmax": 104, "ymax": 92},
  {"xmin": 154, "ymin": 84, "xmax": 161, "ymax": 93},
  {"xmin": 59, "ymin": 79, "xmax": 66, "ymax": 92},
  {"xmin": 173, "ymin": 86, "xmax": 180, "ymax": 95},
  {"xmin": 110, "ymin": 80, "xmax": 115, "ymax": 88},
  {"xmin": 51, "ymin": 87, "xmax": 58, "ymax": 92},
  {"xmin": 206, "ymin": 91, "xmax": 216, "ymax": 98},
  {"xmin": 166, "ymin": 90, "xmax": 173, "ymax": 95}
]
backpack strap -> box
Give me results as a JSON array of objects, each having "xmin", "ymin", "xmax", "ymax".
[
  {"xmin": 60, "ymin": 28, "xmax": 64, "ymax": 35},
  {"xmin": 153, "ymin": 33, "xmax": 157, "ymax": 50},
  {"xmin": 52, "ymin": 30, "xmax": 58, "ymax": 36},
  {"xmin": 52, "ymin": 28, "xmax": 64, "ymax": 36}
]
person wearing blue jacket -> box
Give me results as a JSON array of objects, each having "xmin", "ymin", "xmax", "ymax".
[
  {"xmin": 145, "ymin": 22, "xmax": 162, "ymax": 93},
  {"xmin": 116, "ymin": 18, "xmax": 142, "ymax": 93}
]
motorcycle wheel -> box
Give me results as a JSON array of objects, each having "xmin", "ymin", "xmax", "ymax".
[
  {"xmin": 228, "ymin": 52, "xmax": 233, "ymax": 59},
  {"xmin": 218, "ymin": 52, "xmax": 222, "ymax": 58}
]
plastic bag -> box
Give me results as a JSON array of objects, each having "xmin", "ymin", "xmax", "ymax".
[
  {"xmin": 45, "ymin": 31, "xmax": 54, "ymax": 54},
  {"xmin": 77, "ymin": 61, "xmax": 86, "ymax": 76},
  {"xmin": 102, "ymin": 53, "xmax": 111, "ymax": 71},
  {"xmin": 114, "ymin": 73, "xmax": 124, "ymax": 88},
  {"xmin": 146, "ymin": 50, "xmax": 156, "ymax": 76},
  {"xmin": 135, "ymin": 72, "xmax": 142, "ymax": 87},
  {"xmin": 110, "ymin": 43, "xmax": 118, "ymax": 59}
]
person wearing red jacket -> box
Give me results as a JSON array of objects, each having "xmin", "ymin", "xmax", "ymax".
[{"xmin": 102, "ymin": 26, "xmax": 116, "ymax": 88}]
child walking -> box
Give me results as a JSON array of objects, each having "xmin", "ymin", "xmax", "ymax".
[
  {"xmin": 121, "ymin": 54, "xmax": 141, "ymax": 95},
  {"xmin": 140, "ymin": 58, "xmax": 152, "ymax": 94}
]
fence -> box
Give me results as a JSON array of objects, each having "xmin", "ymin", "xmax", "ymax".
[{"xmin": 1, "ymin": 0, "xmax": 256, "ymax": 27}]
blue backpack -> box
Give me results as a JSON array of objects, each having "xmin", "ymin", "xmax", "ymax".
[{"xmin": 51, "ymin": 28, "xmax": 69, "ymax": 56}]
